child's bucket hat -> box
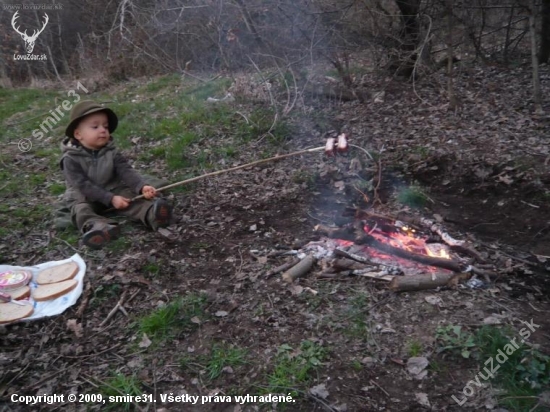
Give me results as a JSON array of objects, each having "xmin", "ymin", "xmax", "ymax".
[{"xmin": 65, "ymin": 100, "xmax": 118, "ymax": 138}]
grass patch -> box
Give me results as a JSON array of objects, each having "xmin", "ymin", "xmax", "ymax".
[
  {"xmin": 473, "ymin": 326, "xmax": 550, "ymax": 411},
  {"xmin": 342, "ymin": 292, "xmax": 371, "ymax": 340},
  {"xmin": 435, "ymin": 324, "xmax": 550, "ymax": 411},
  {"xmin": 435, "ymin": 324, "xmax": 476, "ymax": 359},
  {"xmin": 48, "ymin": 182, "xmax": 66, "ymax": 195},
  {"xmin": 397, "ymin": 185, "xmax": 428, "ymax": 208},
  {"xmin": 137, "ymin": 293, "xmax": 208, "ymax": 344},
  {"xmin": 90, "ymin": 284, "xmax": 123, "ymax": 308},
  {"xmin": 0, "ymin": 87, "xmax": 58, "ymax": 129},
  {"xmin": 105, "ymin": 236, "xmax": 132, "ymax": 253},
  {"xmin": 142, "ymin": 74, "xmax": 181, "ymax": 93},
  {"xmin": 56, "ymin": 227, "xmax": 79, "ymax": 246},
  {"xmin": 180, "ymin": 343, "xmax": 248, "ymax": 382},
  {"xmin": 142, "ymin": 261, "xmax": 160, "ymax": 276},
  {"xmin": 406, "ymin": 339, "xmax": 424, "ymax": 357},
  {"xmin": 98, "ymin": 372, "xmax": 142, "ymax": 411},
  {"xmin": 265, "ymin": 340, "xmax": 327, "ymax": 396}
]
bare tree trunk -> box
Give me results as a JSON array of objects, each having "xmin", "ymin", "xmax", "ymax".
[
  {"xmin": 447, "ymin": 0, "xmax": 457, "ymax": 110},
  {"xmin": 530, "ymin": 0, "xmax": 544, "ymax": 114},
  {"xmin": 394, "ymin": 0, "xmax": 421, "ymax": 77},
  {"xmin": 540, "ymin": 0, "xmax": 550, "ymax": 62},
  {"xmin": 504, "ymin": 5, "xmax": 516, "ymax": 65}
]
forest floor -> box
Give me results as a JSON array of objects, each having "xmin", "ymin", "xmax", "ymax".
[{"xmin": 1, "ymin": 59, "xmax": 549, "ymax": 412}]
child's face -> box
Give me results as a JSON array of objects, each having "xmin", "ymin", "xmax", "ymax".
[{"xmin": 73, "ymin": 112, "xmax": 110, "ymax": 150}]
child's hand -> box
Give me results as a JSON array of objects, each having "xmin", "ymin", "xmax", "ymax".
[
  {"xmin": 112, "ymin": 195, "xmax": 131, "ymax": 209},
  {"xmin": 141, "ymin": 185, "xmax": 157, "ymax": 199}
]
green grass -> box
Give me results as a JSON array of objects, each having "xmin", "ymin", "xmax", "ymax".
[
  {"xmin": 105, "ymin": 236, "xmax": 132, "ymax": 253},
  {"xmin": 204, "ymin": 344, "xmax": 247, "ymax": 380},
  {"xmin": 48, "ymin": 182, "xmax": 66, "ymax": 195},
  {"xmin": 397, "ymin": 185, "xmax": 429, "ymax": 208},
  {"xmin": 98, "ymin": 372, "xmax": 142, "ymax": 411},
  {"xmin": 180, "ymin": 343, "xmax": 248, "ymax": 382},
  {"xmin": 435, "ymin": 324, "xmax": 476, "ymax": 359},
  {"xmin": 265, "ymin": 340, "xmax": 327, "ymax": 396},
  {"xmin": 434, "ymin": 324, "xmax": 550, "ymax": 411},
  {"xmin": 137, "ymin": 293, "xmax": 208, "ymax": 344},
  {"xmin": 90, "ymin": 284, "xmax": 123, "ymax": 308},
  {"xmin": 406, "ymin": 339, "xmax": 424, "ymax": 357},
  {"xmin": 473, "ymin": 326, "xmax": 550, "ymax": 411},
  {"xmin": 142, "ymin": 261, "xmax": 160, "ymax": 276},
  {"xmin": 142, "ymin": 74, "xmax": 182, "ymax": 93},
  {"xmin": 342, "ymin": 292, "xmax": 371, "ymax": 340},
  {"xmin": 56, "ymin": 227, "xmax": 79, "ymax": 245},
  {"xmin": 0, "ymin": 87, "xmax": 58, "ymax": 128}
]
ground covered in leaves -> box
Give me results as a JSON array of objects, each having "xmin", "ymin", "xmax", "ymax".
[{"xmin": 1, "ymin": 59, "xmax": 550, "ymax": 412}]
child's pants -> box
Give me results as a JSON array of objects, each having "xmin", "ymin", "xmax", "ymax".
[{"xmin": 71, "ymin": 186, "xmax": 156, "ymax": 232}]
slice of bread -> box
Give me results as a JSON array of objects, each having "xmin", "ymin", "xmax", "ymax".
[
  {"xmin": 0, "ymin": 302, "xmax": 34, "ymax": 324},
  {"xmin": 0, "ymin": 286, "xmax": 31, "ymax": 302},
  {"xmin": 36, "ymin": 262, "xmax": 79, "ymax": 285},
  {"xmin": 33, "ymin": 279, "xmax": 78, "ymax": 302}
]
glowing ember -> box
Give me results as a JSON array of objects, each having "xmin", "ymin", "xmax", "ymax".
[{"xmin": 363, "ymin": 223, "xmax": 451, "ymax": 260}]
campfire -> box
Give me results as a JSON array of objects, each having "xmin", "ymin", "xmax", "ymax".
[{"xmin": 273, "ymin": 207, "xmax": 497, "ymax": 293}]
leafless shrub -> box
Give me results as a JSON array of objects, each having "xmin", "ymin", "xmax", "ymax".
[{"xmin": 0, "ymin": 0, "xmax": 545, "ymax": 87}]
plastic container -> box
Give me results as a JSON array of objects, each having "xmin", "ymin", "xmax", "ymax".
[{"xmin": 0, "ymin": 270, "xmax": 32, "ymax": 291}]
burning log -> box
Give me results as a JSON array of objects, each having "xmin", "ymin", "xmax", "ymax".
[
  {"xmin": 389, "ymin": 272, "xmax": 472, "ymax": 292},
  {"xmin": 355, "ymin": 233, "xmax": 463, "ymax": 272},
  {"xmin": 347, "ymin": 208, "xmax": 486, "ymax": 263},
  {"xmin": 333, "ymin": 248, "xmax": 393, "ymax": 269},
  {"xmin": 316, "ymin": 224, "xmax": 464, "ymax": 272},
  {"xmin": 282, "ymin": 255, "xmax": 316, "ymax": 283}
]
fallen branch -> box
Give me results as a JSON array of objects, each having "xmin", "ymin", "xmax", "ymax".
[
  {"xmin": 266, "ymin": 257, "xmax": 300, "ymax": 277},
  {"xmin": 282, "ymin": 255, "xmax": 316, "ymax": 283},
  {"xmin": 389, "ymin": 272, "xmax": 470, "ymax": 292},
  {"xmin": 333, "ymin": 248, "xmax": 376, "ymax": 265},
  {"xmin": 75, "ymin": 282, "xmax": 92, "ymax": 318}
]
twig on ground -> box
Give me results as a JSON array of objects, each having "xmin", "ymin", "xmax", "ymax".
[
  {"xmin": 61, "ymin": 343, "xmax": 123, "ymax": 360},
  {"xmin": 52, "ymin": 234, "xmax": 81, "ymax": 253},
  {"xmin": 75, "ymin": 282, "xmax": 92, "ymax": 318},
  {"xmin": 100, "ymin": 289, "xmax": 129, "ymax": 327},
  {"xmin": 308, "ymin": 394, "xmax": 339, "ymax": 411},
  {"xmin": 370, "ymin": 379, "xmax": 390, "ymax": 397}
]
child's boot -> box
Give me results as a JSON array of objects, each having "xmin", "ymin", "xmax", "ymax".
[
  {"xmin": 82, "ymin": 221, "xmax": 120, "ymax": 249},
  {"xmin": 151, "ymin": 198, "xmax": 173, "ymax": 228}
]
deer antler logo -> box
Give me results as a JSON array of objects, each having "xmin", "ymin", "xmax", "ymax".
[{"xmin": 11, "ymin": 11, "xmax": 49, "ymax": 54}]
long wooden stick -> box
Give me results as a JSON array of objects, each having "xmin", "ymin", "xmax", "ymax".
[{"xmin": 131, "ymin": 146, "xmax": 325, "ymax": 201}]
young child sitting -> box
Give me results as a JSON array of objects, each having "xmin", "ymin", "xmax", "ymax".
[{"xmin": 60, "ymin": 100, "xmax": 173, "ymax": 249}]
